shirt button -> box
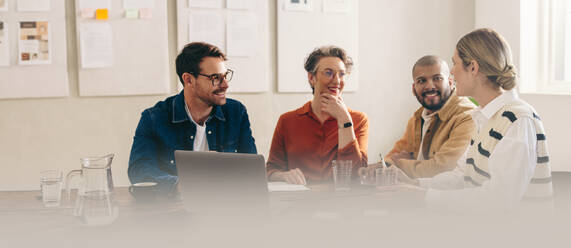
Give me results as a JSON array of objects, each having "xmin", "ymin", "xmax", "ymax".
[
  {"xmin": 170, "ymin": 160, "xmax": 174, "ymax": 164},
  {"xmin": 190, "ymin": 136, "xmax": 194, "ymax": 139},
  {"xmin": 207, "ymin": 131, "xmax": 212, "ymax": 135}
]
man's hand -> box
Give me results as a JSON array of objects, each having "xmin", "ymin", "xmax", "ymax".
[
  {"xmin": 271, "ymin": 168, "xmax": 307, "ymax": 185},
  {"xmin": 390, "ymin": 150, "xmax": 413, "ymax": 162}
]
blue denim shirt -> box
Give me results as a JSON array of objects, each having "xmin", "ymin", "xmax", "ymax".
[{"xmin": 128, "ymin": 91, "xmax": 257, "ymax": 194}]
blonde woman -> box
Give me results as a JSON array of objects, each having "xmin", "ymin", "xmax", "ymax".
[{"xmin": 390, "ymin": 28, "xmax": 553, "ymax": 210}]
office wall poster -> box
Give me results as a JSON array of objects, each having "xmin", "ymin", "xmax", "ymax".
[
  {"xmin": 18, "ymin": 21, "xmax": 51, "ymax": 65},
  {"xmin": 0, "ymin": 0, "xmax": 7, "ymax": 11},
  {"xmin": 284, "ymin": 0, "xmax": 313, "ymax": 12},
  {"xmin": 0, "ymin": 21, "xmax": 9, "ymax": 66},
  {"xmin": 189, "ymin": 0, "xmax": 223, "ymax": 9},
  {"xmin": 17, "ymin": 0, "xmax": 50, "ymax": 12}
]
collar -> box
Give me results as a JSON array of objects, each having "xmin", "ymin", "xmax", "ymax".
[
  {"xmin": 477, "ymin": 90, "xmax": 519, "ymax": 120},
  {"xmin": 421, "ymin": 108, "xmax": 437, "ymax": 121},
  {"xmin": 172, "ymin": 90, "xmax": 226, "ymax": 123},
  {"xmin": 296, "ymin": 101, "xmax": 345, "ymax": 123},
  {"xmin": 296, "ymin": 101, "xmax": 312, "ymax": 116}
]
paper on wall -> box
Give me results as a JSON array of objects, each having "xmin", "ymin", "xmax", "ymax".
[
  {"xmin": 188, "ymin": 0, "xmax": 223, "ymax": 9},
  {"xmin": 79, "ymin": 23, "xmax": 113, "ymax": 68},
  {"xmin": 226, "ymin": 0, "xmax": 255, "ymax": 10},
  {"xmin": 0, "ymin": 21, "xmax": 9, "ymax": 66},
  {"xmin": 226, "ymin": 12, "xmax": 256, "ymax": 57},
  {"xmin": 78, "ymin": 0, "xmax": 111, "ymax": 10},
  {"xmin": 18, "ymin": 21, "xmax": 51, "ymax": 65},
  {"xmin": 188, "ymin": 11, "xmax": 224, "ymax": 52},
  {"xmin": 17, "ymin": 0, "xmax": 50, "ymax": 11},
  {"xmin": 322, "ymin": 0, "xmax": 350, "ymax": 13},
  {"xmin": 123, "ymin": 0, "xmax": 154, "ymax": 10},
  {"xmin": 0, "ymin": 0, "xmax": 7, "ymax": 11},
  {"xmin": 283, "ymin": 0, "xmax": 313, "ymax": 12}
]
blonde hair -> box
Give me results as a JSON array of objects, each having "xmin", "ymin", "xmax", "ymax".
[{"xmin": 456, "ymin": 28, "xmax": 517, "ymax": 90}]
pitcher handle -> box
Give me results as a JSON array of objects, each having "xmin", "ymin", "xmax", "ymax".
[{"xmin": 65, "ymin": 169, "xmax": 82, "ymax": 204}]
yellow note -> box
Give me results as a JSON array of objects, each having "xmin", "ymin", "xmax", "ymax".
[{"xmin": 95, "ymin": 9, "xmax": 109, "ymax": 20}]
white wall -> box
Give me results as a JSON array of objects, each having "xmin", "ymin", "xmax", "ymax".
[
  {"xmin": 475, "ymin": 0, "xmax": 571, "ymax": 172},
  {"xmin": 0, "ymin": 0, "xmax": 475, "ymax": 190}
]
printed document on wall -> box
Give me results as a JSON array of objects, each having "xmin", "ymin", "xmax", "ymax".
[
  {"xmin": 79, "ymin": 23, "xmax": 113, "ymax": 68},
  {"xmin": 188, "ymin": 0, "xmax": 223, "ymax": 9},
  {"xmin": 78, "ymin": 0, "xmax": 111, "ymax": 10},
  {"xmin": 189, "ymin": 11, "xmax": 224, "ymax": 52},
  {"xmin": 284, "ymin": 0, "xmax": 313, "ymax": 12},
  {"xmin": 0, "ymin": 21, "xmax": 8, "ymax": 66},
  {"xmin": 226, "ymin": 0, "xmax": 255, "ymax": 10},
  {"xmin": 226, "ymin": 12, "xmax": 256, "ymax": 57},
  {"xmin": 0, "ymin": 0, "xmax": 7, "ymax": 11},
  {"xmin": 322, "ymin": 0, "xmax": 350, "ymax": 13},
  {"xmin": 123, "ymin": 0, "xmax": 154, "ymax": 9},
  {"xmin": 17, "ymin": 0, "xmax": 50, "ymax": 11},
  {"xmin": 18, "ymin": 21, "xmax": 51, "ymax": 65}
]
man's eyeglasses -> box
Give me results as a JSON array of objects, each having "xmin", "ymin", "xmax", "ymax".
[
  {"xmin": 318, "ymin": 68, "xmax": 347, "ymax": 80},
  {"xmin": 191, "ymin": 69, "xmax": 234, "ymax": 86}
]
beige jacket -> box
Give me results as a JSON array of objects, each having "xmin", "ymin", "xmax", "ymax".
[{"xmin": 386, "ymin": 91, "xmax": 476, "ymax": 178}]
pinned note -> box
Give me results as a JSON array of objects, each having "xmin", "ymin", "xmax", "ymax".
[
  {"xmin": 80, "ymin": 8, "xmax": 95, "ymax": 18},
  {"xmin": 139, "ymin": 8, "xmax": 152, "ymax": 19},
  {"xmin": 125, "ymin": 9, "xmax": 138, "ymax": 19},
  {"xmin": 95, "ymin": 8, "xmax": 109, "ymax": 20}
]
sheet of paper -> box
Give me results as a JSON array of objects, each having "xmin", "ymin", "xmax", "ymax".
[
  {"xmin": 283, "ymin": 0, "xmax": 313, "ymax": 12},
  {"xmin": 80, "ymin": 8, "xmax": 95, "ymax": 18},
  {"xmin": 226, "ymin": 0, "xmax": 255, "ymax": 10},
  {"xmin": 0, "ymin": 0, "xmax": 7, "ymax": 11},
  {"xmin": 188, "ymin": 11, "xmax": 224, "ymax": 52},
  {"xmin": 267, "ymin": 182, "xmax": 310, "ymax": 192},
  {"xmin": 188, "ymin": 0, "xmax": 223, "ymax": 9},
  {"xmin": 18, "ymin": 21, "xmax": 51, "ymax": 65},
  {"xmin": 123, "ymin": 0, "xmax": 154, "ymax": 9},
  {"xmin": 78, "ymin": 0, "xmax": 111, "ymax": 10},
  {"xmin": 322, "ymin": 0, "xmax": 350, "ymax": 13},
  {"xmin": 226, "ymin": 12, "xmax": 257, "ymax": 57},
  {"xmin": 79, "ymin": 23, "xmax": 113, "ymax": 68},
  {"xmin": 139, "ymin": 8, "xmax": 152, "ymax": 18},
  {"xmin": 0, "ymin": 21, "xmax": 9, "ymax": 66},
  {"xmin": 17, "ymin": 0, "xmax": 50, "ymax": 11},
  {"xmin": 125, "ymin": 9, "xmax": 139, "ymax": 18}
]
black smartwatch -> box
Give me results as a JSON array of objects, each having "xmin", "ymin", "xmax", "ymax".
[{"xmin": 340, "ymin": 122, "xmax": 352, "ymax": 129}]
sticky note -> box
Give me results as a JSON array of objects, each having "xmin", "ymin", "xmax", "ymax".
[
  {"xmin": 80, "ymin": 8, "xmax": 95, "ymax": 19},
  {"xmin": 95, "ymin": 8, "xmax": 109, "ymax": 20},
  {"xmin": 139, "ymin": 8, "xmax": 152, "ymax": 19},
  {"xmin": 125, "ymin": 9, "xmax": 139, "ymax": 19}
]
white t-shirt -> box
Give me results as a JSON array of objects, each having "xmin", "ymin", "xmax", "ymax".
[
  {"xmin": 417, "ymin": 109, "xmax": 437, "ymax": 160},
  {"xmin": 185, "ymin": 101, "xmax": 209, "ymax": 152}
]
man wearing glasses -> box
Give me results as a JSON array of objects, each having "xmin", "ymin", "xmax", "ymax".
[
  {"xmin": 266, "ymin": 45, "xmax": 369, "ymax": 184},
  {"xmin": 128, "ymin": 42, "xmax": 257, "ymax": 194}
]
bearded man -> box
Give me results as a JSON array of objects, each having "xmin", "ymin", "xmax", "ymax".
[{"xmin": 384, "ymin": 55, "xmax": 476, "ymax": 179}]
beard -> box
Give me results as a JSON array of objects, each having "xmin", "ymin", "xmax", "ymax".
[{"xmin": 414, "ymin": 89, "xmax": 452, "ymax": 111}]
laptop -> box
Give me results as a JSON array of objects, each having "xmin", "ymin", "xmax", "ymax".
[{"xmin": 174, "ymin": 151, "xmax": 269, "ymax": 216}]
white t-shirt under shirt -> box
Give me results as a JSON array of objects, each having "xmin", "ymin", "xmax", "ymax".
[
  {"xmin": 185, "ymin": 101, "xmax": 209, "ymax": 152},
  {"xmin": 417, "ymin": 109, "xmax": 437, "ymax": 160}
]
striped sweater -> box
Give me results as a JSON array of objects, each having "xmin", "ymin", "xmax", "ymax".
[{"xmin": 463, "ymin": 101, "xmax": 553, "ymax": 203}]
